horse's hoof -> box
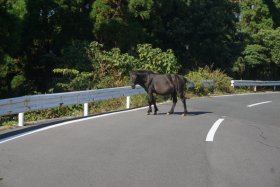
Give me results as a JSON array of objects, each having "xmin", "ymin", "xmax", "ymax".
[
  {"xmin": 147, "ymin": 112, "xmax": 150, "ymax": 115},
  {"xmin": 153, "ymin": 112, "xmax": 157, "ymax": 115}
]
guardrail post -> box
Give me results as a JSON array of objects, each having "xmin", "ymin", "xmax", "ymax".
[
  {"xmin": 18, "ymin": 112, "xmax": 24, "ymax": 126},
  {"xmin": 126, "ymin": 96, "xmax": 131, "ymax": 109},
  {"xmin": 254, "ymin": 86, "xmax": 257, "ymax": 92},
  {"xmin": 231, "ymin": 80, "xmax": 234, "ymax": 89},
  {"xmin": 274, "ymin": 86, "xmax": 276, "ymax": 91},
  {"xmin": 84, "ymin": 103, "xmax": 89, "ymax": 116}
]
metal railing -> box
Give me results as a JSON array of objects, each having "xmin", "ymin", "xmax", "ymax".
[
  {"xmin": 231, "ymin": 80, "xmax": 280, "ymax": 91},
  {"xmin": 0, "ymin": 86, "xmax": 145, "ymax": 126},
  {"xmin": 186, "ymin": 80, "xmax": 214, "ymax": 89}
]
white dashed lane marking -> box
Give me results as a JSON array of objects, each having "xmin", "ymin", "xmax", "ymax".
[
  {"xmin": 206, "ymin": 118, "xmax": 225, "ymax": 142},
  {"xmin": 247, "ymin": 101, "xmax": 272, "ymax": 108}
]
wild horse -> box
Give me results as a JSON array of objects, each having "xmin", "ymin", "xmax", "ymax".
[{"xmin": 130, "ymin": 70, "xmax": 187, "ymax": 116}]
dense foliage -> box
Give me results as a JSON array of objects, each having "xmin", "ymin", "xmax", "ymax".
[
  {"xmin": 1, "ymin": 0, "xmax": 280, "ymax": 99},
  {"xmin": 53, "ymin": 41, "xmax": 180, "ymax": 91},
  {"xmin": 187, "ymin": 66, "xmax": 234, "ymax": 95}
]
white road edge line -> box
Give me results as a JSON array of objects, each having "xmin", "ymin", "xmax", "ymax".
[
  {"xmin": 0, "ymin": 106, "xmax": 149, "ymax": 145},
  {"xmin": 206, "ymin": 118, "xmax": 225, "ymax": 142},
  {"xmin": 247, "ymin": 101, "xmax": 272, "ymax": 108}
]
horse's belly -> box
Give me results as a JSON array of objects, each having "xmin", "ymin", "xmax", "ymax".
[{"xmin": 154, "ymin": 84, "xmax": 174, "ymax": 95}]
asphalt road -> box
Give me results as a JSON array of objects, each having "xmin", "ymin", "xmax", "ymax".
[{"xmin": 0, "ymin": 92, "xmax": 280, "ymax": 187}]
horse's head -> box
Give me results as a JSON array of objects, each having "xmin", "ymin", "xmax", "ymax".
[
  {"xmin": 129, "ymin": 71, "xmax": 137, "ymax": 89},
  {"xmin": 129, "ymin": 70, "xmax": 154, "ymax": 89}
]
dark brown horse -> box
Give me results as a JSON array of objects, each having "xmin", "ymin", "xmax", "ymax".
[{"xmin": 129, "ymin": 70, "xmax": 187, "ymax": 116}]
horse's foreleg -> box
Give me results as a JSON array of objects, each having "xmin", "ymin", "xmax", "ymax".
[{"xmin": 167, "ymin": 93, "xmax": 177, "ymax": 115}]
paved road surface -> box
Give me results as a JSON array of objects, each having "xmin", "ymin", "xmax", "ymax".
[{"xmin": 0, "ymin": 92, "xmax": 280, "ymax": 187}]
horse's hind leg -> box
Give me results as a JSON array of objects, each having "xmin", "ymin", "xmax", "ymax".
[
  {"xmin": 179, "ymin": 93, "xmax": 187, "ymax": 116},
  {"xmin": 167, "ymin": 93, "xmax": 177, "ymax": 115}
]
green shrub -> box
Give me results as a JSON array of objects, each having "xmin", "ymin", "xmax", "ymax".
[
  {"xmin": 187, "ymin": 66, "xmax": 234, "ymax": 95},
  {"xmin": 136, "ymin": 44, "xmax": 180, "ymax": 74}
]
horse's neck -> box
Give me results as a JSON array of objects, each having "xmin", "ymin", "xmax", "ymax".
[
  {"xmin": 144, "ymin": 79, "xmax": 154, "ymax": 92},
  {"xmin": 139, "ymin": 74, "xmax": 153, "ymax": 90}
]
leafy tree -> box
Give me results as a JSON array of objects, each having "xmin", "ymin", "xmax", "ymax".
[
  {"xmin": 87, "ymin": 41, "xmax": 138, "ymax": 88},
  {"xmin": 22, "ymin": 0, "xmax": 93, "ymax": 93},
  {"xmin": 128, "ymin": 0, "xmax": 153, "ymax": 19},
  {"xmin": 90, "ymin": 0, "xmax": 145, "ymax": 51},
  {"xmin": 53, "ymin": 41, "xmax": 138, "ymax": 91},
  {"xmin": 234, "ymin": 1, "xmax": 280, "ymax": 79},
  {"xmin": 263, "ymin": 0, "xmax": 280, "ymax": 28},
  {"xmin": 22, "ymin": 0, "xmax": 61, "ymax": 92},
  {"xmin": 0, "ymin": 0, "xmax": 26, "ymax": 54},
  {"xmin": 53, "ymin": 42, "xmax": 180, "ymax": 91},
  {"xmin": 136, "ymin": 44, "xmax": 180, "ymax": 73},
  {"xmin": 233, "ymin": 29, "xmax": 280, "ymax": 80},
  {"xmin": 256, "ymin": 29, "xmax": 280, "ymax": 66},
  {"xmin": 238, "ymin": 0, "xmax": 273, "ymax": 34},
  {"xmin": 53, "ymin": 0, "xmax": 93, "ymax": 51},
  {"xmin": 53, "ymin": 68, "xmax": 94, "ymax": 91},
  {"xmin": 0, "ymin": 0, "xmax": 26, "ymax": 98},
  {"xmin": 254, "ymin": 29, "xmax": 280, "ymax": 79},
  {"xmin": 147, "ymin": 0, "xmax": 239, "ymax": 71},
  {"xmin": 52, "ymin": 40, "xmax": 93, "ymax": 91},
  {"xmin": 59, "ymin": 40, "xmax": 92, "ymax": 71},
  {"xmin": 87, "ymin": 42, "xmax": 180, "ymax": 86}
]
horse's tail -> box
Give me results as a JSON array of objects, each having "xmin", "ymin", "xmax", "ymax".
[
  {"xmin": 178, "ymin": 75, "xmax": 187, "ymax": 91},
  {"xmin": 172, "ymin": 75, "xmax": 187, "ymax": 98},
  {"xmin": 180, "ymin": 76, "xmax": 191, "ymax": 99},
  {"xmin": 183, "ymin": 77, "xmax": 187, "ymax": 90}
]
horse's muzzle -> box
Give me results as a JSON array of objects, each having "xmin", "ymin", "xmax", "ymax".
[{"xmin": 131, "ymin": 84, "xmax": 136, "ymax": 89}]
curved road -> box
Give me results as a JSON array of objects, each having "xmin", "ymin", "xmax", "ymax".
[{"xmin": 0, "ymin": 92, "xmax": 280, "ymax": 187}]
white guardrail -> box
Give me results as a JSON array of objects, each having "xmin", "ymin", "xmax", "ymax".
[
  {"xmin": 0, "ymin": 86, "xmax": 145, "ymax": 126},
  {"xmin": 231, "ymin": 80, "xmax": 280, "ymax": 91},
  {"xmin": 0, "ymin": 80, "xmax": 214, "ymax": 127}
]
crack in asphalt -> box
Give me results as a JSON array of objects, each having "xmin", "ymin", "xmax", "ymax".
[
  {"xmin": 257, "ymin": 140, "xmax": 280, "ymax": 150},
  {"xmin": 248, "ymin": 124, "xmax": 267, "ymax": 140},
  {"xmin": 247, "ymin": 125, "xmax": 280, "ymax": 150}
]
